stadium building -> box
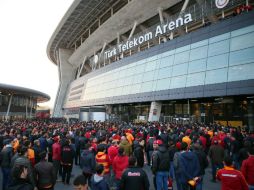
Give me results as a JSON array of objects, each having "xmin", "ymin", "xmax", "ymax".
[
  {"xmin": 47, "ymin": 0, "xmax": 254, "ymax": 129},
  {"xmin": 0, "ymin": 83, "xmax": 50, "ymax": 120}
]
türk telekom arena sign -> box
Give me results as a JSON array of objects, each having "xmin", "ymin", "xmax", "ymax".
[{"xmin": 104, "ymin": 13, "xmax": 193, "ymax": 59}]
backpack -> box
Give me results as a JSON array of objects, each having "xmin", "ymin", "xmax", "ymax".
[{"xmin": 157, "ymin": 150, "xmax": 170, "ymax": 171}]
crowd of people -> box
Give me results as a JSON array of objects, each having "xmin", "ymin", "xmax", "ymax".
[{"xmin": 0, "ymin": 119, "xmax": 254, "ymax": 190}]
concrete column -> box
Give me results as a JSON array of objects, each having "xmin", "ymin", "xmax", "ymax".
[
  {"xmin": 5, "ymin": 94, "xmax": 13, "ymax": 121},
  {"xmin": 148, "ymin": 101, "xmax": 162, "ymax": 122},
  {"xmin": 247, "ymin": 99, "xmax": 254, "ymax": 132},
  {"xmin": 53, "ymin": 48, "xmax": 75, "ymax": 118}
]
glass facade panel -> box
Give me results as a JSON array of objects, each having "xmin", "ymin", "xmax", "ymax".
[
  {"xmin": 229, "ymin": 47, "xmax": 254, "ymax": 66},
  {"xmin": 189, "ymin": 46, "xmax": 208, "ymax": 61},
  {"xmin": 159, "ymin": 55, "xmax": 174, "ymax": 68},
  {"xmin": 230, "ymin": 32, "xmax": 254, "ymax": 51},
  {"xmin": 156, "ymin": 78, "xmax": 170, "ymax": 91},
  {"xmin": 188, "ymin": 59, "xmax": 207, "ymax": 73},
  {"xmin": 207, "ymin": 53, "xmax": 229, "ymax": 70},
  {"xmin": 172, "ymin": 63, "xmax": 188, "ymax": 76},
  {"xmin": 82, "ymin": 25, "xmax": 254, "ymax": 101},
  {"xmin": 228, "ymin": 62, "xmax": 254, "ymax": 82},
  {"xmin": 157, "ymin": 67, "xmax": 172, "ymax": 79},
  {"xmin": 174, "ymin": 51, "xmax": 189, "ymax": 65},
  {"xmin": 208, "ymin": 40, "xmax": 230, "ymax": 57},
  {"xmin": 209, "ymin": 33, "xmax": 230, "ymax": 44},
  {"xmin": 191, "ymin": 39, "xmax": 208, "ymax": 49},
  {"xmin": 205, "ymin": 68, "xmax": 228, "ymax": 84},
  {"xmin": 186, "ymin": 72, "xmax": 205, "ymax": 87},
  {"xmin": 170, "ymin": 75, "xmax": 186, "ymax": 89}
]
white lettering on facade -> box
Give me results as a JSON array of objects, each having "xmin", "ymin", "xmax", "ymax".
[{"xmin": 105, "ymin": 13, "xmax": 193, "ymax": 59}]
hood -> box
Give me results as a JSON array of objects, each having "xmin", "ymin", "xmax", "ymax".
[
  {"xmin": 121, "ymin": 140, "xmax": 129, "ymax": 145},
  {"xmin": 92, "ymin": 174, "xmax": 103, "ymax": 184},
  {"xmin": 96, "ymin": 152, "xmax": 105, "ymax": 158},
  {"xmin": 181, "ymin": 151, "xmax": 196, "ymax": 161},
  {"xmin": 158, "ymin": 145, "xmax": 167, "ymax": 153},
  {"xmin": 82, "ymin": 149, "xmax": 92, "ymax": 156}
]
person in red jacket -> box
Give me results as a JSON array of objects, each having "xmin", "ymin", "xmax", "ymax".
[
  {"xmin": 217, "ymin": 156, "xmax": 248, "ymax": 190},
  {"xmin": 241, "ymin": 148, "xmax": 254, "ymax": 190},
  {"xmin": 52, "ymin": 136, "xmax": 61, "ymax": 179},
  {"xmin": 108, "ymin": 140, "xmax": 119, "ymax": 164},
  {"xmin": 112, "ymin": 147, "xmax": 129, "ymax": 190}
]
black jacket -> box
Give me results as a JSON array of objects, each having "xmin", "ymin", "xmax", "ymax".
[
  {"xmin": 80, "ymin": 149, "xmax": 96, "ymax": 174},
  {"xmin": 120, "ymin": 166, "xmax": 149, "ymax": 190},
  {"xmin": 152, "ymin": 146, "xmax": 170, "ymax": 173},
  {"xmin": 7, "ymin": 178, "xmax": 33, "ymax": 190},
  {"xmin": 194, "ymin": 149, "xmax": 208, "ymax": 175},
  {"xmin": 0, "ymin": 145, "xmax": 13, "ymax": 168},
  {"xmin": 133, "ymin": 143, "xmax": 144, "ymax": 168},
  {"xmin": 34, "ymin": 160, "xmax": 56, "ymax": 189},
  {"xmin": 61, "ymin": 144, "xmax": 75, "ymax": 165}
]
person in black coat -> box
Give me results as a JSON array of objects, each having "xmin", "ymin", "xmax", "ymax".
[
  {"xmin": 120, "ymin": 156, "xmax": 149, "ymax": 190},
  {"xmin": 7, "ymin": 164, "xmax": 33, "ymax": 190},
  {"xmin": 133, "ymin": 140, "xmax": 144, "ymax": 168},
  {"xmin": 61, "ymin": 138, "xmax": 75, "ymax": 185}
]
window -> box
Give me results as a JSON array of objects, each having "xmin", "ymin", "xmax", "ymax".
[
  {"xmin": 208, "ymin": 40, "xmax": 230, "ymax": 57},
  {"xmin": 189, "ymin": 46, "xmax": 208, "ymax": 61},
  {"xmin": 159, "ymin": 55, "xmax": 174, "ymax": 68},
  {"xmin": 172, "ymin": 63, "xmax": 188, "ymax": 76},
  {"xmin": 209, "ymin": 33, "xmax": 230, "ymax": 44},
  {"xmin": 229, "ymin": 47, "xmax": 254, "ymax": 66},
  {"xmin": 157, "ymin": 67, "xmax": 172, "ymax": 79},
  {"xmin": 186, "ymin": 72, "xmax": 205, "ymax": 87},
  {"xmin": 156, "ymin": 78, "xmax": 170, "ymax": 91},
  {"xmin": 174, "ymin": 51, "xmax": 189, "ymax": 65},
  {"xmin": 230, "ymin": 32, "xmax": 254, "ymax": 51},
  {"xmin": 191, "ymin": 39, "xmax": 208, "ymax": 49},
  {"xmin": 170, "ymin": 75, "xmax": 187, "ymax": 89},
  {"xmin": 205, "ymin": 68, "xmax": 228, "ymax": 84},
  {"xmin": 207, "ymin": 53, "xmax": 229, "ymax": 70},
  {"xmin": 188, "ymin": 59, "xmax": 207, "ymax": 73},
  {"xmin": 228, "ymin": 62, "xmax": 254, "ymax": 82}
]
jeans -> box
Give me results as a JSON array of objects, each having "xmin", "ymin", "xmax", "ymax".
[
  {"xmin": 169, "ymin": 161, "xmax": 175, "ymax": 180},
  {"xmin": 249, "ymin": 185, "xmax": 254, "ymax": 190},
  {"xmin": 2, "ymin": 167, "xmax": 11, "ymax": 190},
  {"xmin": 62, "ymin": 164, "xmax": 73, "ymax": 184},
  {"xmin": 53, "ymin": 160, "xmax": 61, "ymax": 177},
  {"xmin": 156, "ymin": 171, "xmax": 169, "ymax": 190},
  {"xmin": 211, "ymin": 162, "xmax": 223, "ymax": 180}
]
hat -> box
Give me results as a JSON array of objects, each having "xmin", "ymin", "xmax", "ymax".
[
  {"xmin": 176, "ymin": 142, "xmax": 182, "ymax": 150},
  {"xmin": 154, "ymin": 140, "xmax": 163, "ymax": 145}
]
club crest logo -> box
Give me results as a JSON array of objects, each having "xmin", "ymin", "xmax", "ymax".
[{"xmin": 215, "ymin": 0, "xmax": 229, "ymax": 9}]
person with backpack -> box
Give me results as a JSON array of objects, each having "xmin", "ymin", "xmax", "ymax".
[
  {"xmin": 152, "ymin": 140, "xmax": 170, "ymax": 190},
  {"xmin": 146, "ymin": 133, "xmax": 156, "ymax": 166}
]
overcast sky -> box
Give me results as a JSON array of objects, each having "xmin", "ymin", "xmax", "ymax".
[{"xmin": 0, "ymin": 0, "xmax": 73, "ymax": 108}]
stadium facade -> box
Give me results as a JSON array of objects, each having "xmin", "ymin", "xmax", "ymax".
[
  {"xmin": 0, "ymin": 83, "xmax": 50, "ymax": 120},
  {"xmin": 47, "ymin": 0, "xmax": 254, "ymax": 129}
]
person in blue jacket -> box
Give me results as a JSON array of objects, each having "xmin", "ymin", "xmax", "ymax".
[{"xmin": 91, "ymin": 164, "xmax": 109, "ymax": 190}]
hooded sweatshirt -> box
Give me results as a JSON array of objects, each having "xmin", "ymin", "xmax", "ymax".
[
  {"xmin": 96, "ymin": 152, "xmax": 110, "ymax": 174},
  {"xmin": 91, "ymin": 174, "xmax": 109, "ymax": 190},
  {"xmin": 178, "ymin": 151, "xmax": 200, "ymax": 183}
]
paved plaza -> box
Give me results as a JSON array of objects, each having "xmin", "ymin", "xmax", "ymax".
[{"xmin": 0, "ymin": 163, "xmax": 220, "ymax": 190}]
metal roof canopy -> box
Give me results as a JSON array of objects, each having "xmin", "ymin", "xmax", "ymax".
[
  {"xmin": 47, "ymin": 0, "xmax": 117, "ymax": 64},
  {"xmin": 0, "ymin": 83, "xmax": 50, "ymax": 103}
]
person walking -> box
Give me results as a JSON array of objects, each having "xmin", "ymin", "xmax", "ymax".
[
  {"xmin": 217, "ymin": 156, "xmax": 248, "ymax": 190},
  {"xmin": 91, "ymin": 164, "xmax": 110, "ymax": 190},
  {"xmin": 52, "ymin": 136, "xmax": 61, "ymax": 179},
  {"xmin": 61, "ymin": 138, "xmax": 75, "ymax": 185},
  {"xmin": 241, "ymin": 148, "xmax": 254, "ymax": 190},
  {"xmin": 151, "ymin": 139, "xmax": 170, "ymax": 190},
  {"xmin": 208, "ymin": 140, "xmax": 225, "ymax": 182},
  {"xmin": 120, "ymin": 156, "xmax": 149, "ymax": 190},
  {"xmin": 0, "ymin": 139, "xmax": 13, "ymax": 190},
  {"xmin": 34, "ymin": 151, "xmax": 56, "ymax": 190},
  {"xmin": 112, "ymin": 147, "xmax": 129, "ymax": 190}
]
